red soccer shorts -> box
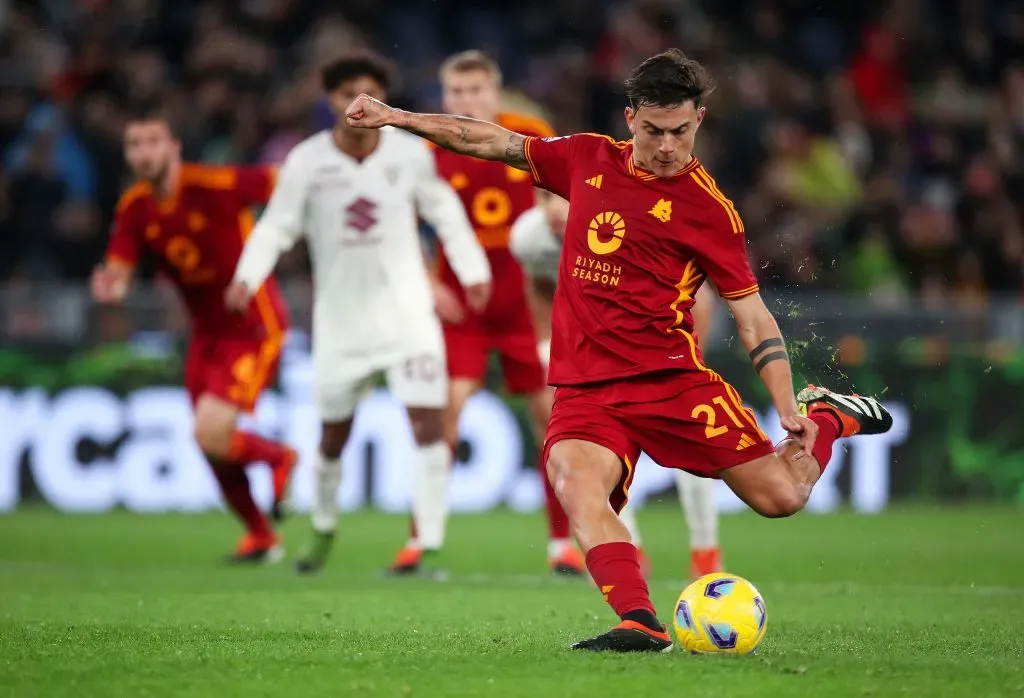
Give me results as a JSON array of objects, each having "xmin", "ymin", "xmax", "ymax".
[
  {"xmin": 443, "ymin": 301, "xmax": 546, "ymax": 395},
  {"xmin": 542, "ymin": 369, "xmax": 774, "ymax": 512},
  {"xmin": 184, "ymin": 334, "xmax": 284, "ymax": 413}
]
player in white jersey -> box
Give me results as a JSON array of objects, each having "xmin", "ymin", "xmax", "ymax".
[
  {"xmin": 510, "ymin": 190, "xmax": 723, "ymax": 580},
  {"xmin": 227, "ymin": 54, "xmax": 492, "ymax": 574}
]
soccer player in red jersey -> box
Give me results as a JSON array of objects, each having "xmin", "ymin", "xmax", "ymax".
[
  {"xmin": 511, "ymin": 190, "xmax": 724, "ymax": 580},
  {"xmin": 390, "ymin": 50, "xmax": 584, "ymax": 577},
  {"xmin": 91, "ymin": 109, "xmax": 297, "ymax": 563},
  {"xmin": 345, "ymin": 49, "xmax": 893, "ymax": 652}
]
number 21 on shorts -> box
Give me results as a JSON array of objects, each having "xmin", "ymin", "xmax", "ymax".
[{"xmin": 691, "ymin": 396, "xmax": 746, "ymax": 439}]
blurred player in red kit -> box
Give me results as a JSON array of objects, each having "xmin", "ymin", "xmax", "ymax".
[
  {"xmin": 390, "ymin": 50, "xmax": 584, "ymax": 577},
  {"xmin": 347, "ymin": 48, "xmax": 894, "ymax": 652},
  {"xmin": 91, "ymin": 109, "xmax": 296, "ymax": 563}
]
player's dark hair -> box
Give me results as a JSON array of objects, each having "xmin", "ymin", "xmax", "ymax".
[
  {"xmin": 624, "ymin": 49, "xmax": 715, "ymax": 110},
  {"xmin": 321, "ymin": 53, "xmax": 392, "ymax": 93},
  {"xmin": 124, "ymin": 103, "xmax": 178, "ymax": 137}
]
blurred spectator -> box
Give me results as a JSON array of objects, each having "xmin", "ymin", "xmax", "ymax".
[
  {"xmin": 4, "ymin": 104, "xmax": 96, "ymax": 200},
  {"xmin": 0, "ymin": 0, "xmax": 1020, "ymax": 305}
]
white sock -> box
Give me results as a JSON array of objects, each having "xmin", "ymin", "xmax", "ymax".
[
  {"xmin": 676, "ymin": 471, "xmax": 718, "ymax": 549},
  {"xmin": 618, "ymin": 502, "xmax": 643, "ymax": 546},
  {"xmin": 312, "ymin": 453, "xmax": 343, "ymax": 534},
  {"xmin": 412, "ymin": 441, "xmax": 451, "ymax": 551}
]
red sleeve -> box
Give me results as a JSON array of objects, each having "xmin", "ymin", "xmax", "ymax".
[
  {"xmin": 106, "ymin": 191, "xmax": 145, "ymax": 268},
  {"xmin": 234, "ymin": 166, "xmax": 277, "ymax": 206},
  {"xmin": 690, "ymin": 172, "xmax": 759, "ymax": 300},
  {"xmin": 523, "ymin": 135, "xmax": 576, "ymax": 199}
]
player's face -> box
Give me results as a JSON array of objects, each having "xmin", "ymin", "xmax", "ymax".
[
  {"xmin": 123, "ymin": 120, "xmax": 179, "ymax": 183},
  {"xmin": 442, "ymin": 69, "xmax": 501, "ymax": 121},
  {"xmin": 625, "ymin": 101, "xmax": 705, "ymax": 178},
  {"xmin": 331, "ymin": 76, "xmax": 387, "ymax": 132}
]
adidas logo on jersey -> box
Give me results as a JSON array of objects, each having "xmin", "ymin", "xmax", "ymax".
[{"xmin": 585, "ymin": 175, "xmax": 603, "ymax": 189}]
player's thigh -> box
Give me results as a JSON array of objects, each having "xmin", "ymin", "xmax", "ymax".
[
  {"xmin": 442, "ymin": 318, "xmax": 489, "ymax": 383},
  {"xmin": 193, "ymin": 393, "xmax": 240, "ymax": 455},
  {"xmin": 204, "ymin": 336, "xmax": 283, "ymax": 414},
  {"xmin": 444, "ymin": 376, "xmax": 480, "ymax": 448},
  {"xmin": 632, "ymin": 372, "xmax": 774, "ymax": 479},
  {"xmin": 388, "ymin": 332, "xmax": 448, "ymax": 445},
  {"xmin": 192, "ymin": 336, "xmax": 281, "ymax": 453},
  {"xmin": 313, "ymin": 354, "xmax": 375, "ymax": 446},
  {"xmin": 543, "ymin": 385, "xmax": 640, "ymax": 514}
]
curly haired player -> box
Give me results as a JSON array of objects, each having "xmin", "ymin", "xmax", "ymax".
[
  {"xmin": 389, "ymin": 51, "xmax": 584, "ymax": 577},
  {"xmin": 230, "ymin": 54, "xmax": 490, "ymax": 575}
]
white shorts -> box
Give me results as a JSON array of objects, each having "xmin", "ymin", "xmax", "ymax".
[{"xmin": 314, "ymin": 324, "xmax": 448, "ymax": 422}]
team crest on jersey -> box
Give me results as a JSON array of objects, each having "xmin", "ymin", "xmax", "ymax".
[
  {"xmin": 648, "ymin": 199, "xmax": 672, "ymax": 223},
  {"xmin": 383, "ymin": 164, "xmax": 400, "ymax": 185}
]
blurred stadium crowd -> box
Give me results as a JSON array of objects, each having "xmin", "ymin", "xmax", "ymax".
[{"xmin": 2, "ymin": 0, "xmax": 1024, "ymax": 306}]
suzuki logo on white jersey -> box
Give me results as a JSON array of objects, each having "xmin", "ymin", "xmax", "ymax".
[{"xmin": 346, "ymin": 197, "xmax": 378, "ymax": 233}]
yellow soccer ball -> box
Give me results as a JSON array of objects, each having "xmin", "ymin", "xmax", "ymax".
[{"xmin": 672, "ymin": 573, "xmax": 767, "ymax": 655}]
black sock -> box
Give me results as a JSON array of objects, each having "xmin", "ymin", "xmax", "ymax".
[{"xmin": 622, "ymin": 609, "xmax": 664, "ymax": 633}]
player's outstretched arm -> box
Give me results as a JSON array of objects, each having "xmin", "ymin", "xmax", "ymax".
[
  {"xmin": 725, "ymin": 293, "xmax": 817, "ymax": 456},
  {"xmin": 412, "ymin": 151, "xmax": 493, "ymax": 312},
  {"xmin": 346, "ymin": 94, "xmax": 529, "ymax": 170},
  {"xmin": 228, "ymin": 153, "xmax": 308, "ymax": 311}
]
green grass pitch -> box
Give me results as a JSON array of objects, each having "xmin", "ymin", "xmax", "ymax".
[{"xmin": 2, "ymin": 506, "xmax": 1023, "ymax": 697}]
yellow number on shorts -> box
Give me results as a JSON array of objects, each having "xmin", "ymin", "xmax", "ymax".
[
  {"xmin": 713, "ymin": 396, "xmax": 746, "ymax": 427},
  {"xmin": 692, "ymin": 397, "xmax": 746, "ymax": 439},
  {"xmin": 231, "ymin": 353, "xmax": 257, "ymax": 383},
  {"xmin": 692, "ymin": 404, "xmax": 727, "ymax": 439}
]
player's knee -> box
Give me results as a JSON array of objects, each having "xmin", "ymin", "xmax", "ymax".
[
  {"xmin": 442, "ymin": 421, "xmax": 459, "ymax": 450},
  {"xmin": 319, "ymin": 422, "xmax": 351, "ymax": 460},
  {"xmin": 752, "ymin": 488, "xmax": 807, "ymax": 519},
  {"xmin": 193, "ymin": 420, "xmax": 232, "ymax": 459},
  {"xmin": 319, "ymin": 436, "xmax": 344, "ymax": 461},
  {"xmin": 193, "ymin": 395, "xmax": 238, "ymax": 459},
  {"xmin": 546, "ymin": 453, "xmax": 600, "ymax": 521},
  {"xmin": 408, "ymin": 408, "xmax": 445, "ymax": 446}
]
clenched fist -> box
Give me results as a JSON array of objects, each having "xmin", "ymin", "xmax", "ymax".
[
  {"xmin": 463, "ymin": 282, "xmax": 492, "ymax": 314},
  {"xmin": 346, "ymin": 93, "xmax": 397, "ymax": 130},
  {"xmin": 224, "ymin": 281, "xmax": 253, "ymax": 314},
  {"xmin": 90, "ymin": 265, "xmax": 129, "ymax": 303}
]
